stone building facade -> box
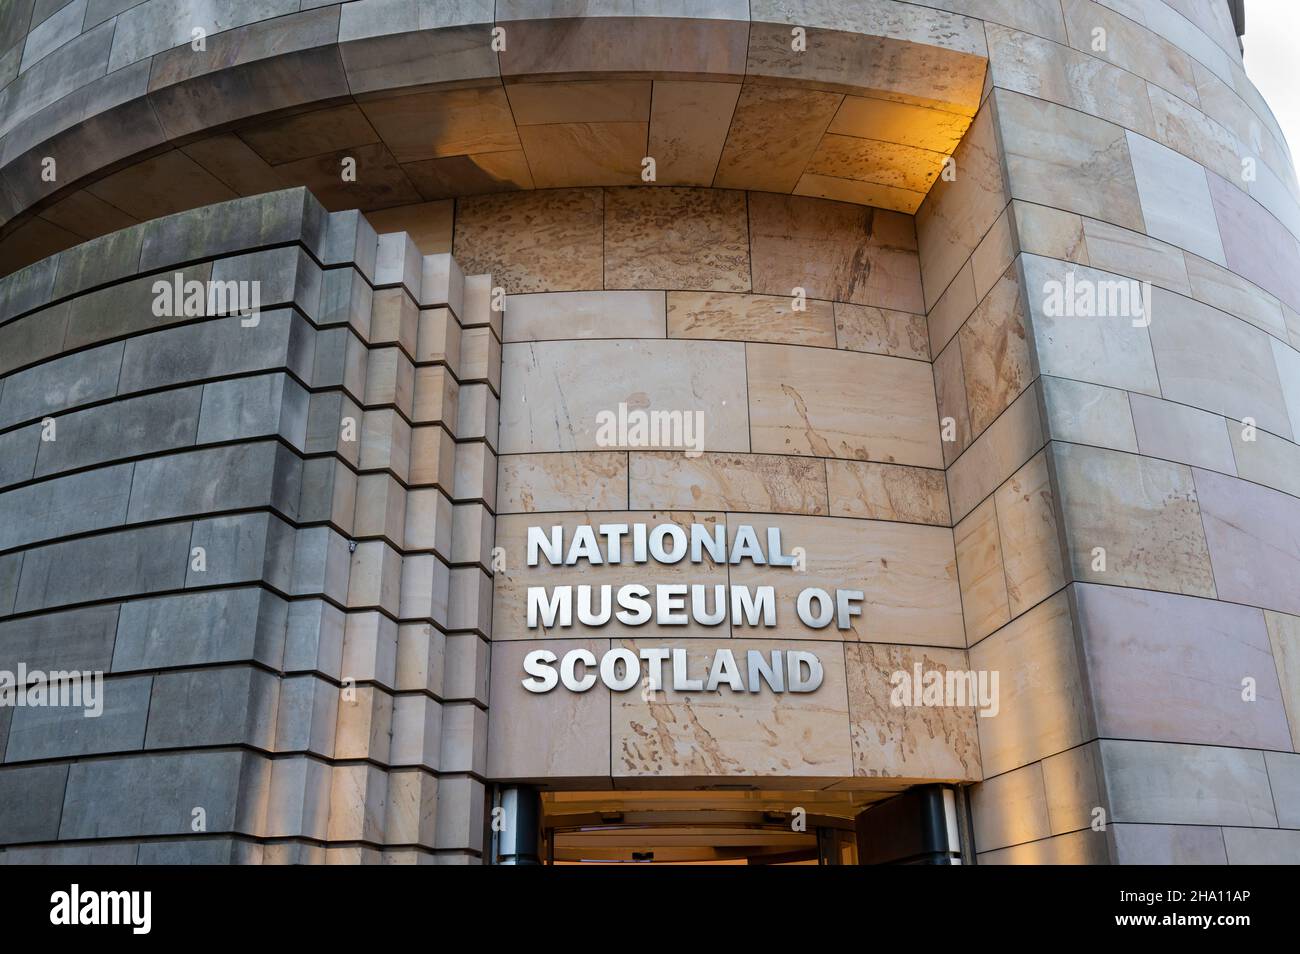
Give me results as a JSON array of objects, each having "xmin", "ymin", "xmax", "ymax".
[{"xmin": 0, "ymin": 0, "xmax": 1296, "ymax": 864}]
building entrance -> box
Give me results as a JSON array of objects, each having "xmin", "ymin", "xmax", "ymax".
[{"xmin": 490, "ymin": 786, "xmax": 967, "ymax": 865}]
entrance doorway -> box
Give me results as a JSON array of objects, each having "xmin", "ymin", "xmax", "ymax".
[{"xmin": 538, "ymin": 789, "xmax": 888, "ymax": 865}]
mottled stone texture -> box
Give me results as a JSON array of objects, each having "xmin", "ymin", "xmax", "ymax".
[
  {"xmin": 937, "ymin": 1, "xmax": 1300, "ymax": 866},
  {"xmin": 3, "ymin": 0, "xmax": 1298, "ymax": 867},
  {"xmin": 0, "ymin": 189, "xmax": 495, "ymax": 864}
]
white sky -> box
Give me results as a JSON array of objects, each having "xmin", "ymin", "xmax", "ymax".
[{"xmin": 1241, "ymin": 0, "xmax": 1300, "ymax": 166}]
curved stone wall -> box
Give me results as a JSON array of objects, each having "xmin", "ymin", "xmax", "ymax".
[
  {"xmin": 1, "ymin": 0, "xmax": 1298, "ymax": 866},
  {"xmin": 0, "ymin": 187, "xmax": 500, "ymax": 863}
]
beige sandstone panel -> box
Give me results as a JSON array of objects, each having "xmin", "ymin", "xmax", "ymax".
[
  {"xmin": 977, "ymin": 829, "xmax": 1110, "ymax": 864},
  {"xmin": 667, "ymin": 291, "xmax": 836, "ymax": 347},
  {"xmin": 968, "ymin": 591, "xmax": 1093, "ymax": 777},
  {"xmin": 611, "ymin": 637, "xmax": 853, "ymax": 781},
  {"xmin": 954, "ymin": 497, "xmax": 1010, "ymax": 644},
  {"xmin": 1100, "ymin": 739, "xmax": 1277, "ymax": 828},
  {"xmin": 994, "ymin": 450, "xmax": 1066, "ymax": 617},
  {"xmin": 1077, "ymin": 585, "xmax": 1291, "ymax": 750},
  {"xmin": 1020, "ymin": 254, "xmax": 1161, "ymax": 396},
  {"xmin": 958, "ymin": 261, "xmax": 1032, "ymax": 437},
  {"xmin": 727, "ymin": 514, "xmax": 963, "ymax": 648},
  {"xmin": 487, "ymin": 638, "xmax": 612, "ymax": 781},
  {"xmin": 915, "ymin": 104, "xmax": 1007, "ymax": 309},
  {"xmin": 748, "ymin": 192, "xmax": 924, "ymax": 312},
  {"xmin": 1147, "ymin": 286, "xmax": 1294, "ymax": 441},
  {"xmin": 1052, "ymin": 442, "xmax": 1216, "ymax": 598},
  {"xmin": 833, "ymin": 303, "xmax": 929, "ymax": 360},
  {"xmin": 824, "ymin": 460, "xmax": 949, "ymax": 526},
  {"xmin": 628, "ymin": 451, "xmax": 828, "ymax": 515},
  {"xmin": 994, "ymin": 89, "xmax": 1144, "ymax": 232},
  {"xmin": 504, "ymin": 290, "xmax": 666, "ymax": 342},
  {"xmin": 970, "ymin": 762, "xmax": 1050, "ymax": 852},
  {"xmin": 1194, "ymin": 467, "xmax": 1300, "ymax": 618},
  {"xmin": 1264, "ymin": 611, "xmax": 1300, "ymax": 751},
  {"xmin": 518, "ymin": 122, "xmax": 648, "ymax": 188},
  {"xmin": 604, "ymin": 187, "xmax": 750, "ymax": 291},
  {"xmin": 946, "ymin": 383, "xmax": 1044, "ymax": 522},
  {"xmin": 499, "ymin": 338, "xmax": 750, "ymax": 455},
  {"xmin": 746, "ymin": 343, "xmax": 941, "ymax": 467},
  {"xmin": 844, "ymin": 643, "xmax": 981, "ymax": 781},
  {"xmin": 453, "ymin": 188, "xmax": 604, "ymax": 293},
  {"xmin": 646, "ymin": 81, "xmax": 741, "ymax": 187},
  {"xmin": 713, "ymin": 84, "xmax": 842, "ymax": 193},
  {"xmin": 504, "ymin": 80, "xmax": 652, "ymax": 125},
  {"xmin": 497, "ymin": 453, "xmax": 629, "ymax": 514},
  {"xmin": 1039, "ymin": 376, "xmax": 1138, "ymax": 454}
]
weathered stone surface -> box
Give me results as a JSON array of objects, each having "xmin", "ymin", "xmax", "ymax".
[{"xmin": 5, "ymin": 674, "xmax": 152, "ymax": 762}]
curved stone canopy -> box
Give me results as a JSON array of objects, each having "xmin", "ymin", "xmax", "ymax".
[{"xmin": 0, "ymin": 0, "xmax": 1002, "ymax": 275}]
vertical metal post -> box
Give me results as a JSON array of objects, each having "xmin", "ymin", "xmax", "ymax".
[{"xmin": 492, "ymin": 785, "xmax": 543, "ymax": 865}]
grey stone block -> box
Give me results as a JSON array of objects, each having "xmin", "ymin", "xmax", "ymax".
[
  {"xmin": 33, "ymin": 386, "xmax": 202, "ymax": 478},
  {"xmin": 290, "ymin": 526, "xmax": 351, "ymax": 602},
  {"xmin": 62, "ymin": 263, "xmax": 213, "ymax": 351},
  {"xmin": 0, "ymin": 340, "xmax": 124, "ymax": 430},
  {"xmin": 273, "ymin": 675, "xmax": 338, "ymax": 757},
  {"xmin": 112, "ymin": 587, "xmax": 285, "ymax": 672},
  {"xmin": 265, "ymin": 756, "xmax": 331, "ymax": 840},
  {"xmin": 323, "ymin": 209, "xmax": 378, "ymax": 279},
  {"xmin": 0, "ymin": 604, "xmax": 119, "ymax": 673},
  {"xmin": 196, "ymin": 372, "xmax": 309, "ymax": 448},
  {"xmin": 298, "ymin": 458, "xmax": 356, "ymax": 530},
  {"xmin": 0, "ymin": 762, "xmax": 69, "ymax": 841},
  {"xmin": 0, "ymin": 245, "xmax": 55, "ymax": 325},
  {"xmin": 145, "ymin": 666, "xmax": 278, "ymax": 751},
  {"xmin": 109, "ymin": 0, "xmax": 299, "ymax": 71},
  {"xmin": 0, "ymin": 422, "xmax": 39, "ymax": 489},
  {"xmin": 136, "ymin": 838, "xmax": 261, "ymax": 864},
  {"xmin": 138, "ymin": 188, "xmax": 326, "ymax": 273},
  {"xmin": 117, "ymin": 308, "xmax": 312, "ymax": 395},
  {"xmin": 125, "ymin": 441, "xmax": 301, "ymax": 524},
  {"xmin": 0, "ymin": 300, "xmax": 71, "ymax": 377},
  {"xmin": 50, "ymin": 223, "xmax": 146, "ymax": 299},
  {"xmin": 186, "ymin": 512, "xmax": 294, "ymax": 591},
  {"xmin": 318, "ymin": 266, "xmax": 373, "ymax": 335},
  {"xmin": 147, "ymin": 25, "xmax": 349, "ymax": 143},
  {"xmin": 0, "ymin": 552, "xmax": 20, "ymax": 615},
  {"xmin": 311, "ymin": 325, "xmax": 367, "ymax": 399},
  {"xmin": 305, "ymin": 390, "xmax": 363, "ymax": 464},
  {"xmin": 374, "ymin": 231, "xmax": 422, "ymax": 292},
  {"xmin": 0, "ymin": 59, "xmax": 161, "ymax": 198},
  {"xmin": 0, "ymin": 1, "xmax": 35, "ymax": 58},
  {"xmin": 209, "ymin": 245, "xmax": 322, "ymax": 320},
  {"xmin": 15, "ymin": 522, "xmax": 191, "ymax": 613},
  {"xmin": 284, "ymin": 598, "xmax": 346, "ymax": 677},
  {"xmin": 20, "ymin": 0, "xmax": 87, "ymax": 74},
  {"xmin": 0, "ymin": 461, "xmax": 133, "ymax": 551},
  {"xmin": 0, "ymin": 19, "xmax": 111, "ymax": 141},
  {"xmin": 339, "ymin": 24, "xmax": 497, "ymax": 96},
  {"xmin": 58, "ymin": 749, "xmax": 252, "ymax": 838},
  {"xmin": 4, "ymin": 674, "xmax": 152, "ymax": 763},
  {"xmin": 0, "ymin": 842, "xmax": 140, "ymax": 863}
]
